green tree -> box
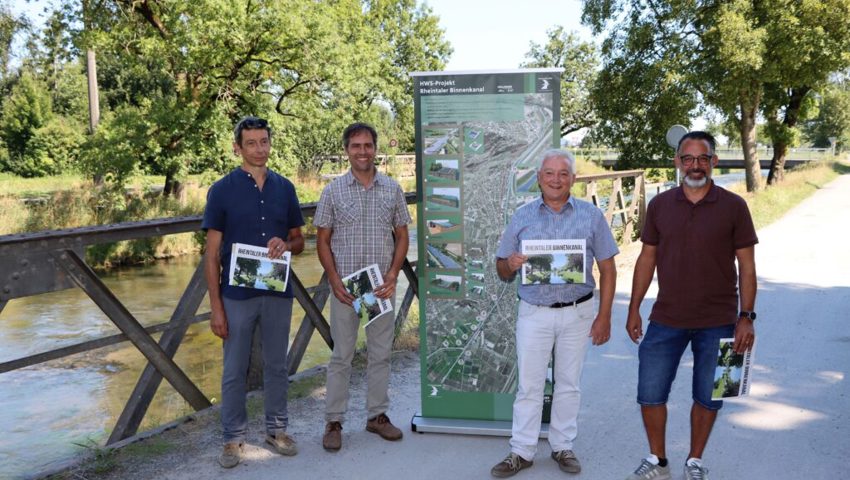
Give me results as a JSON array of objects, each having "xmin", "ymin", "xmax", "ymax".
[
  {"xmin": 760, "ymin": 2, "xmax": 850, "ymax": 184},
  {"xmin": 0, "ymin": 71, "xmax": 53, "ymax": 175},
  {"xmin": 521, "ymin": 26, "xmax": 599, "ymax": 136},
  {"xmin": 66, "ymin": 0, "xmax": 449, "ymax": 191},
  {"xmin": 804, "ymin": 75, "xmax": 850, "ymax": 151},
  {"xmin": 583, "ymin": 0, "xmax": 850, "ymax": 191}
]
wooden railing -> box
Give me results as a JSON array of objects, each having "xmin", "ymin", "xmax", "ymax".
[
  {"xmin": 0, "ymin": 170, "xmax": 644, "ymax": 449},
  {"xmin": 579, "ymin": 169, "xmax": 646, "ymax": 243},
  {"xmin": 0, "ymin": 194, "xmax": 418, "ymax": 445}
]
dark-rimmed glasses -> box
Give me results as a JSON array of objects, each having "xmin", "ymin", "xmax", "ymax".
[{"xmin": 679, "ymin": 154, "xmax": 712, "ymax": 166}]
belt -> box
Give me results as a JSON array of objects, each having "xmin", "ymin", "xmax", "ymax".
[{"xmin": 547, "ymin": 292, "xmax": 593, "ymax": 309}]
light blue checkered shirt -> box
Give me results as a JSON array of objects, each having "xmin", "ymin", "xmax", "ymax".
[{"xmin": 496, "ymin": 195, "xmax": 619, "ymax": 306}]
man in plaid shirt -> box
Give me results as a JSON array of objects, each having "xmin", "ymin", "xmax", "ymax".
[{"xmin": 314, "ymin": 122, "xmax": 411, "ymax": 452}]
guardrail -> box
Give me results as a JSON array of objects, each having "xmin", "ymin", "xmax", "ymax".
[
  {"xmin": 0, "ymin": 194, "xmax": 418, "ymax": 446},
  {"xmin": 0, "ymin": 170, "xmax": 645, "ymax": 452}
]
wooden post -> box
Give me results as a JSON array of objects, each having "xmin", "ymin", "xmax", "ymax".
[
  {"xmin": 107, "ymin": 259, "xmax": 209, "ymax": 444},
  {"xmin": 287, "ymin": 274, "xmax": 330, "ymax": 376},
  {"xmin": 51, "ymin": 249, "xmax": 210, "ymax": 412}
]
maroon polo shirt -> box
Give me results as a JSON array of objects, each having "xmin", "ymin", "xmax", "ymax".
[{"xmin": 641, "ymin": 182, "xmax": 758, "ymax": 329}]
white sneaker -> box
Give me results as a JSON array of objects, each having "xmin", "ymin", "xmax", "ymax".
[
  {"xmin": 684, "ymin": 459, "xmax": 709, "ymax": 480},
  {"xmin": 626, "ymin": 457, "xmax": 672, "ymax": 480}
]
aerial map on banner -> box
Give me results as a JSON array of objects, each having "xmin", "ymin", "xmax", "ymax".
[{"xmin": 413, "ymin": 70, "xmax": 561, "ymax": 421}]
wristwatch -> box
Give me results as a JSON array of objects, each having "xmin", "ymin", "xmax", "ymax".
[{"xmin": 738, "ymin": 311, "xmax": 757, "ymax": 321}]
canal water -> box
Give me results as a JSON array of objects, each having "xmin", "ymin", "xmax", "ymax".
[{"xmin": 0, "ymin": 241, "xmax": 413, "ymax": 478}]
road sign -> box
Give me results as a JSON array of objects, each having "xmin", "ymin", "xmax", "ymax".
[{"xmin": 389, "ymin": 138, "xmax": 398, "ymax": 148}]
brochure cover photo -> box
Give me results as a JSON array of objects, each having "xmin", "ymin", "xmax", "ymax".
[
  {"xmin": 342, "ymin": 264, "xmax": 393, "ymax": 325},
  {"xmin": 228, "ymin": 243, "xmax": 291, "ymax": 292},
  {"xmin": 712, "ymin": 338, "xmax": 755, "ymax": 400},
  {"xmin": 520, "ymin": 239, "xmax": 586, "ymax": 285}
]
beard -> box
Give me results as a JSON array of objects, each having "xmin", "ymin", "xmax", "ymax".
[{"xmin": 682, "ymin": 169, "xmax": 708, "ymax": 188}]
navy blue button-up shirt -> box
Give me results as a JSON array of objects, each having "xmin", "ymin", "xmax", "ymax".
[{"xmin": 202, "ymin": 168, "xmax": 305, "ymax": 299}]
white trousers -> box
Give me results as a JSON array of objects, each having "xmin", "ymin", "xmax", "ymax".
[{"xmin": 509, "ymin": 299, "xmax": 596, "ymax": 460}]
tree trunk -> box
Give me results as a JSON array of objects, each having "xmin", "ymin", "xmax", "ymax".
[
  {"xmin": 163, "ymin": 170, "xmax": 185, "ymax": 199},
  {"xmin": 767, "ymin": 137, "xmax": 787, "ymax": 184},
  {"xmin": 739, "ymin": 99, "xmax": 762, "ymax": 192},
  {"xmin": 767, "ymin": 87, "xmax": 809, "ymax": 185}
]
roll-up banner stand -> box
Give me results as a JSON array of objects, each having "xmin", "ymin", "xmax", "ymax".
[{"xmin": 410, "ymin": 69, "xmax": 563, "ymax": 435}]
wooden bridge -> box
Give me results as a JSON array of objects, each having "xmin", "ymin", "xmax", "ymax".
[{"xmin": 0, "ymin": 170, "xmax": 645, "ymax": 473}]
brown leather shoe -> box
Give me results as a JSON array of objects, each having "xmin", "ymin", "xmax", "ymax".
[
  {"xmin": 218, "ymin": 442, "xmax": 242, "ymax": 468},
  {"xmin": 491, "ymin": 453, "xmax": 533, "ymax": 477},
  {"xmin": 365, "ymin": 413, "xmax": 403, "ymax": 441},
  {"xmin": 265, "ymin": 431, "xmax": 297, "ymax": 456},
  {"xmin": 551, "ymin": 450, "xmax": 581, "ymax": 473},
  {"xmin": 323, "ymin": 421, "xmax": 342, "ymax": 451}
]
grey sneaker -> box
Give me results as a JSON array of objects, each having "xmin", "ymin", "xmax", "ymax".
[
  {"xmin": 491, "ymin": 452, "xmax": 533, "ymax": 477},
  {"xmin": 684, "ymin": 460, "xmax": 709, "ymax": 480},
  {"xmin": 218, "ymin": 442, "xmax": 242, "ymax": 468},
  {"xmin": 626, "ymin": 458, "xmax": 671, "ymax": 480},
  {"xmin": 265, "ymin": 431, "xmax": 298, "ymax": 456},
  {"xmin": 551, "ymin": 449, "xmax": 581, "ymax": 473}
]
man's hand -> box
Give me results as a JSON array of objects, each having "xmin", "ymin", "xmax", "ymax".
[
  {"xmin": 506, "ymin": 253, "xmax": 527, "ymax": 273},
  {"xmin": 590, "ymin": 314, "xmax": 611, "ymax": 346},
  {"xmin": 330, "ymin": 278, "xmax": 356, "ymax": 306},
  {"xmin": 374, "ymin": 270, "xmax": 398, "ymax": 300},
  {"xmin": 733, "ymin": 318, "xmax": 755, "ymax": 354},
  {"xmin": 626, "ymin": 310, "xmax": 643, "ymax": 343},
  {"xmin": 267, "ymin": 236, "xmax": 288, "ymax": 259},
  {"xmin": 210, "ymin": 308, "xmax": 229, "ymax": 339}
]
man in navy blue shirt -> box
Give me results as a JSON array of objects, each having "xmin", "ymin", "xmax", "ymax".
[{"xmin": 202, "ymin": 117, "xmax": 305, "ymax": 468}]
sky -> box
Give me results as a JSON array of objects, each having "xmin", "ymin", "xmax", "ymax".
[{"xmin": 423, "ymin": 0, "xmax": 594, "ymax": 71}]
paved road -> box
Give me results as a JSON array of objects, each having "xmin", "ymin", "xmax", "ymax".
[{"xmin": 102, "ymin": 175, "xmax": 850, "ymax": 480}]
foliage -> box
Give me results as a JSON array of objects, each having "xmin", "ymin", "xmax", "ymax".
[
  {"xmin": 582, "ymin": 0, "xmax": 850, "ymax": 191},
  {"xmin": 804, "ymin": 74, "xmax": 850, "ymax": 151},
  {"xmin": 0, "ymin": 70, "xmax": 54, "ymax": 175},
  {"xmin": 521, "ymin": 26, "xmax": 599, "ymax": 136},
  {"xmin": 20, "ymin": 115, "xmax": 86, "ymax": 176},
  {"xmin": 58, "ymin": 0, "xmax": 449, "ymax": 194}
]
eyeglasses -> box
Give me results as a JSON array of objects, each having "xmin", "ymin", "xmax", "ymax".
[{"xmin": 679, "ymin": 154, "xmax": 713, "ymax": 166}]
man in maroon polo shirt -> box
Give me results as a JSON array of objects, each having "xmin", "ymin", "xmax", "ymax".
[{"xmin": 624, "ymin": 131, "xmax": 758, "ymax": 480}]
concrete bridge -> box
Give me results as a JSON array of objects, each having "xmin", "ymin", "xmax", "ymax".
[{"xmin": 575, "ymin": 147, "xmax": 831, "ymax": 169}]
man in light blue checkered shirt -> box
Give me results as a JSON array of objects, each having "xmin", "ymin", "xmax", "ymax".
[
  {"xmin": 314, "ymin": 123, "xmax": 411, "ymax": 452},
  {"xmin": 490, "ymin": 149, "xmax": 618, "ymax": 478}
]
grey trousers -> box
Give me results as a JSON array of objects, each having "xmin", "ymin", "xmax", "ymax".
[
  {"xmin": 221, "ymin": 295, "xmax": 292, "ymax": 443},
  {"xmin": 325, "ymin": 294, "xmax": 395, "ymax": 423}
]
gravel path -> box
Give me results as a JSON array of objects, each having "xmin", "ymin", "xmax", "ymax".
[{"xmin": 55, "ymin": 174, "xmax": 850, "ymax": 480}]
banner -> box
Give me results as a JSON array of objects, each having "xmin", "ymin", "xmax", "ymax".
[{"xmin": 412, "ymin": 69, "xmax": 562, "ymax": 425}]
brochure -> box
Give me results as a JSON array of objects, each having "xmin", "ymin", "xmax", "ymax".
[
  {"xmin": 712, "ymin": 337, "xmax": 755, "ymax": 400},
  {"xmin": 520, "ymin": 239, "xmax": 586, "ymax": 285},
  {"xmin": 342, "ymin": 264, "xmax": 393, "ymax": 327},
  {"xmin": 228, "ymin": 242, "xmax": 291, "ymax": 292}
]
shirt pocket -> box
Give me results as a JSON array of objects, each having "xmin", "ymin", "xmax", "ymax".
[
  {"xmin": 377, "ymin": 192, "xmax": 396, "ymax": 225},
  {"xmin": 336, "ymin": 197, "xmax": 359, "ymax": 225}
]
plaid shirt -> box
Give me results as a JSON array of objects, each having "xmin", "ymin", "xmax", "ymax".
[{"xmin": 313, "ymin": 170, "xmax": 411, "ymax": 277}]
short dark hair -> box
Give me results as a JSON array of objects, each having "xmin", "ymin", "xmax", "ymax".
[
  {"xmin": 677, "ymin": 130, "xmax": 716, "ymax": 155},
  {"xmin": 234, "ymin": 116, "xmax": 271, "ymax": 146},
  {"xmin": 342, "ymin": 122, "xmax": 378, "ymax": 148}
]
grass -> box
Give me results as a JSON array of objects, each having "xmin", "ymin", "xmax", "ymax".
[{"xmin": 726, "ymin": 159, "xmax": 845, "ymax": 229}]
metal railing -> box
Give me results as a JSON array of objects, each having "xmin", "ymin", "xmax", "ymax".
[{"xmin": 0, "ymin": 169, "xmax": 645, "ymax": 449}]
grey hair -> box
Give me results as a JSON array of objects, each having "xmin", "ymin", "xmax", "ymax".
[{"xmin": 537, "ymin": 148, "xmax": 576, "ymax": 175}]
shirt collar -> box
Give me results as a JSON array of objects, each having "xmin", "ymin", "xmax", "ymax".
[
  {"xmin": 674, "ymin": 180, "xmax": 719, "ymax": 204},
  {"xmin": 535, "ymin": 194, "xmax": 576, "ymax": 214},
  {"xmin": 344, "ymin": 169, "xmax": 382, "ymax": 188}
]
